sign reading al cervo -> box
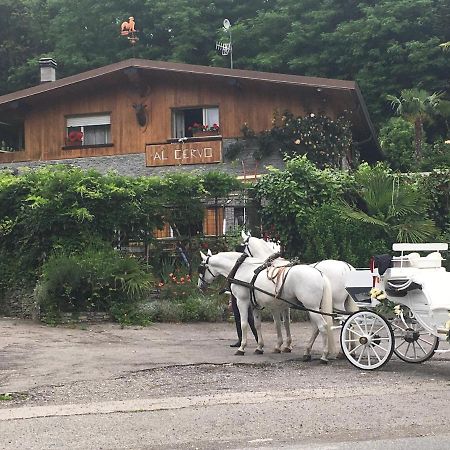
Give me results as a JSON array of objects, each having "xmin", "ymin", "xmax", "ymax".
[{"xmin": 145, "ymin": 140, "xmax": 222, "ymax": 167}]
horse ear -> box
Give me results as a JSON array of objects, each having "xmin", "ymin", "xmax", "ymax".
[
  {"xmin": 207, "ymin": 249, "xmax": 213, "ymax": 256},
  {"xmin": 241, "ymin": 230, "xmax": 250, "ymax": 239},
  {"xmin": 200, "ymin": 251, "xmax": 207, "ymax": 261}
]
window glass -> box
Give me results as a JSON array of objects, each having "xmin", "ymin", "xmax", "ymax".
[
  {"xmin": 172, "ymin": 107, "xmax": 219, "ymax": 138},
  {"xmin": 66, "ymin": 114, "xmax": 111, "ymax": 146}
]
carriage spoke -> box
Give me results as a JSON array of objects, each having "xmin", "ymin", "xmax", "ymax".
[
  {"xmin": 348, "ymin": 343, "xmax": 364, "ymax": 355},
  {"xmin": 344, "ymin": 338, "xmax": 360, "ymax": 343},
  {"xmin": 405, "ymin": 342, "xmax": 411, "ymax": 356},
  {"xmin": 347, "ymin": 328, "xmax": 363, "ymax": 338},
  {"xmin": 391, "ymin": 322, "xmax": 407, "ymax": 332},
  {"xmin": 357, "ymin": 347, "xmax": 366, "ymax": 363},
  {"xmin": 395, "ymin": 339, "xmax": 407, "ymax": 351},
  {"xmin": 372, "ymin": 341, "xmax": 389, "ymax": 352},
  {"xmin": 414, "ymin": 341, "xmax": 428, "ymax": 355},
  {"xmin": 418, "ymin": 336, "xmax": 435, "ymax": 346},
  {"xmin": 372, "ymin": 324, "xmax": 387, "ymax": 336},
  {"xmin": 370, "ymin": 345, "xmax": 382, "ymax": 363},
  {"xmin": 354, "ymin": 320, "xmax": 366, "ymax": 336}
]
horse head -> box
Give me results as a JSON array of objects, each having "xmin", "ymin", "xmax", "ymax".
[{"xmin": 198, "ymin": 251, "xmax": 217, "ymax": 290}]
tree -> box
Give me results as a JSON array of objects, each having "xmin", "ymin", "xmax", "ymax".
[
  {"xmin": 340, "ymin": 164, "xmax": 438, "ymax": 243},
  {"xmin": 386, "ymin": 88, "xmax": 442, "ymax": 161}
]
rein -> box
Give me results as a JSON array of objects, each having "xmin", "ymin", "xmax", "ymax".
[{"xmin": 224, "ymin": 254, "xmax": 336, "ymax": 318}]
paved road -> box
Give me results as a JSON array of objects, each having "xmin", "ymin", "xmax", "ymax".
[{"xmin": 0, "ymin": 318, "xmax": 449, "ymax": 449}]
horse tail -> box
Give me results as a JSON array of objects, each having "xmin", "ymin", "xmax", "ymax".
[
  {"xmin": 345, "ymin": 265, "xmax": 359, "ymax": 313},
  {"xmin": 321, "ymin": 274, "xmax": 336, "ymax": 356}
]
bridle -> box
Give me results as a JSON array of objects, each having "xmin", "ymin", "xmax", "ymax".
[
  {"xmin": 198, "ymin": 256, "xmax": 216, "ymax": 289},
  {"xmin": 242, "ymin": 235, "xmax": 254, "ymax": 257}
]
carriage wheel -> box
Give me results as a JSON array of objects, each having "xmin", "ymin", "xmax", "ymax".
[
  {"xmin": 391, "ymin": 316, "xmax": 439, "ymax": 363},
  {"xmin": 340, "ymin": 311, "xmax": 394, "ymax": 370}
]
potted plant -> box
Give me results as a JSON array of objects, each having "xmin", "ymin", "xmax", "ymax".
[
  {"xmin": 189, "ymin": 123, "xmax": 220, "ymax": 137},
  {"xmin": 66, "ymin": 130, "xmax": 83, "ymax": 146}
]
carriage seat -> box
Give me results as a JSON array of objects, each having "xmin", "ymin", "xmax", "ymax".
[{"xmin": 406, "ymin": 251, "xmax": 443, "ymax": 269}]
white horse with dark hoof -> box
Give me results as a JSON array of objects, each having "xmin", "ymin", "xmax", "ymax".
[
  {"xmin": 198, "ymin": 251, "xmax": 335, "ymax": 363},
  {"xmin": 240, "ymin": 231, "xmax": 359, "ymax": 357}
]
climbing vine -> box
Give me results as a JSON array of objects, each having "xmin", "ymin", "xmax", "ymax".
[{"xmin": 225, "ymin": 110, "xmax": 355, "ymax": 169}]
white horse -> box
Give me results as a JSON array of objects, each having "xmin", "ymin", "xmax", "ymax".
[
  {"xmin": 240, "ymin": 231, "xmax": 359, "ymax": 358},
  {"xmin": 198, "ymin": 251, "xmax": 336, "ymax": 363}
]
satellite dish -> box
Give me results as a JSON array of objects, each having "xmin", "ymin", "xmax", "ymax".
[{"xmin": 223, "ymin": 19, "xmax": 231, "ymax": 30}]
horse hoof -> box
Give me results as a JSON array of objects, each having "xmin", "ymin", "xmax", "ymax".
[
  {"xmin": 320, "ymin": 358, "xmax": 329, "ymax": 365},
  {"xmin": 302, "ymin": 354, "xmax": 312, "ymax": 362},
  {"xmin": 282, "ymin": 347, "xmax": 292, "ymax": 353},
  {"xmin": 254, "ymin": 349, "xmax": 264, "ymax": 355},
  {"xmin": 273, "ymin": 348, "xmax": 281, "ymax": 353},
  {"xmin": 235, "ymin": 350, "xmax": 245, "ymax": 356},
  {"xmin": 336, "ymin": 352, "xmax": 345, "ymax": 360}
]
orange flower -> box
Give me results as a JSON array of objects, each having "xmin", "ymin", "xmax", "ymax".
[
  {"xmin": 180, "ymin": 277, "xmax": 185, "ymax": 282},
  {"xmin": 158, "ymin": 282, "xmax": 164, "ymax": 287}
]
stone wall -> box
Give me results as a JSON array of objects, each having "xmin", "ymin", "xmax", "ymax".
[
  {"xmin": 0, "ymin": 287, "xmax": 39, "ymax": 320},
  {"xmin": 0, "ymin": 139, "xmax": 285, "ymax": 178}
]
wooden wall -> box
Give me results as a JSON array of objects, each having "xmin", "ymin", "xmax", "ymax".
[{"xmin": 0, "ymin": 69, "xmax": 357, "ymax": 163}]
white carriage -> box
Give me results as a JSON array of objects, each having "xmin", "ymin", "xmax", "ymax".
[{"xmin": 341, "ymin": 243, "xmax": 450, "ymax": 370}]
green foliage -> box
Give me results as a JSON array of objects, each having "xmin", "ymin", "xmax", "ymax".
[
  {"xmin": 417, "ymin": 169, "xmax": 450, "ymax": 235},
  {"xmin": 301, "ymin": 204, "xmax": 389, "ymax": 267},
  {"xmin": 35, "ymin": 245, "xmax": 154, "ymax": 322},
  {"xmin": 202, "ymin": 171, "xmax": 241, "ymax": 199},
  {"xmin": 228, "ymin": 111, "xmax": 354, "ymax": 168},
  {"xmin": 379, "ymin": 117, "xmax": 415, "ymax": 172},
  {"xmin": 142, "ymin": 291, "xmax": 227, "ymax": 323},
  {"xmin": 419, "ymin": 141, "xmax": 450, "ymax": 171},
  {"xmin": 386, "ymin": 88, "xmax": 443, "ymax": 160},
  {"xmin": 254, "ymin": 155, "xmax": 355, "ymax": 258},
  {"xmin": 341, "ymin": 163, "xmax": 439, "ymax": 243}
]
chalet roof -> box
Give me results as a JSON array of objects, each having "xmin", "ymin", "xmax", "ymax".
[
  {"xmin": 0, "ymin": 58, "xmax": 360, "ymax": 106},
  {"xmin": 0, "ymin": 58, "xmax": 380, "ymax": 158}
]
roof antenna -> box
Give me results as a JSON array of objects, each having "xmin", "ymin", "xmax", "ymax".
[{"xmin": 216, "ymin": 19, "xmax": 233, "ymax": 69}]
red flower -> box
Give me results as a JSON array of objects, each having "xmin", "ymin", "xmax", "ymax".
[{"xmin": 68, "ymin": 130, "xmax": 83, "ymax": 143}]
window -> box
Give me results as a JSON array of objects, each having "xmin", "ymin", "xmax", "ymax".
[
  {"xmin": 203, "ymin": 207, "xmax": 224, "ymax": 236},
  {"xmin": 66, "ymin": 114, "xmax": 111, "ymax": 146},
  {"xmin": 0, "ymin": 120, "xmax": 25, "ymax": 152},
  {"xmin": 172, "ymin": 106, "xmax": 219, "ymax": 138}
]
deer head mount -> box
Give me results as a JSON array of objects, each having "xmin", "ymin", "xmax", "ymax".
[{"xmin": 133, "ymin": 103, "xmax": 148, "ymax": 127}]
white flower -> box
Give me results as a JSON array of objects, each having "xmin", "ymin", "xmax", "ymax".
[
  {"xmin": 310, "ymin": 113, "xmax": 315, "ymax": 117},
  {"xmin": 294, "ymin": 139, "xmax": 301, "ymax": 145}
]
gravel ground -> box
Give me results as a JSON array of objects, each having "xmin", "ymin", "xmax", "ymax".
[{"xmin": 1, "ymin": 318, "xmax": 450, "ymax": 449}]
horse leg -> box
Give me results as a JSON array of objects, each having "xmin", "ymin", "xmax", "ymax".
[
  {"xmin": 281, "ymin": 308, "xmax": 292, "ymax": 353},
  {"xmin": 236, "ymin": 301, "xmax": 249, "ymax": 355},
  {"xmin": 303, "ymin": 321, "xmax": 319, "ymax": 362},
  {"xmin": 252, "ymin": 309, "xmax": 264, "ymax": 354},
  {"xmin": 272, "ymin": 311, "xmax": 283, "ymax": 353},
  {"xmin": 309, "ymin": 313, "xmax": 331, "ymax": 364}
]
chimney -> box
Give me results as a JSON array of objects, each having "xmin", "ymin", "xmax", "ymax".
[{"xmin": 39, "ymin": 58, "xmax": 57, "ymax": 83}]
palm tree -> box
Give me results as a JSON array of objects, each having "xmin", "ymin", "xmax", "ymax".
[
  {"xmin": 386, "ymin": 89, "xmax": 442, "ymax": 161},
  {"xmin": 340, "ymin": 165, "xmax": 438, "ymax": 243}
]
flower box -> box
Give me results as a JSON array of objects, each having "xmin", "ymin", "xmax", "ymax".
[{"xmin": 192, "ymin": 130, "xmax": 220, "ymax": 137}]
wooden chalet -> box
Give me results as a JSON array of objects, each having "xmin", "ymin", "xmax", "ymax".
[{"xmin": 0, "ymin": 58, "xmax": 380, "ymax": 236}]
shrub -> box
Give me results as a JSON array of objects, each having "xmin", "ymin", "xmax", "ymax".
[
  {"xmin": 141, "ymin": 292, "xmax": 227, "ymax": 323},
  {"xmin": 36, "ymin": 245, "xmax": 154, "ymax": 323}
]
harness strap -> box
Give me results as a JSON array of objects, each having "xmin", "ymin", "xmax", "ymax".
[
  {"xmin": 226, "ymin": 253, "xmax": 249, "ymax": 293},
  {"xmin": 226, "ymin": 276, "xmax": 336, "ymax": 317}
]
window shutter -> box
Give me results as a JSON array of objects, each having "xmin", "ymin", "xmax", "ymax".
[{"xmin": 67, "ymin": 114, "xmax": 111, "ymax": 127}]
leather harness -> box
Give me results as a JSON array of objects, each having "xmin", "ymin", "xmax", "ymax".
[{"xmin": 220, "ymin": 252, "xmax": 336, "ymax": 317}]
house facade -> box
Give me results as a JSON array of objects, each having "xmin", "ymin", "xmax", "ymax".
[{"xmin": 0, "ymin": 58, "xmax": 380, "ymax": 235}]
